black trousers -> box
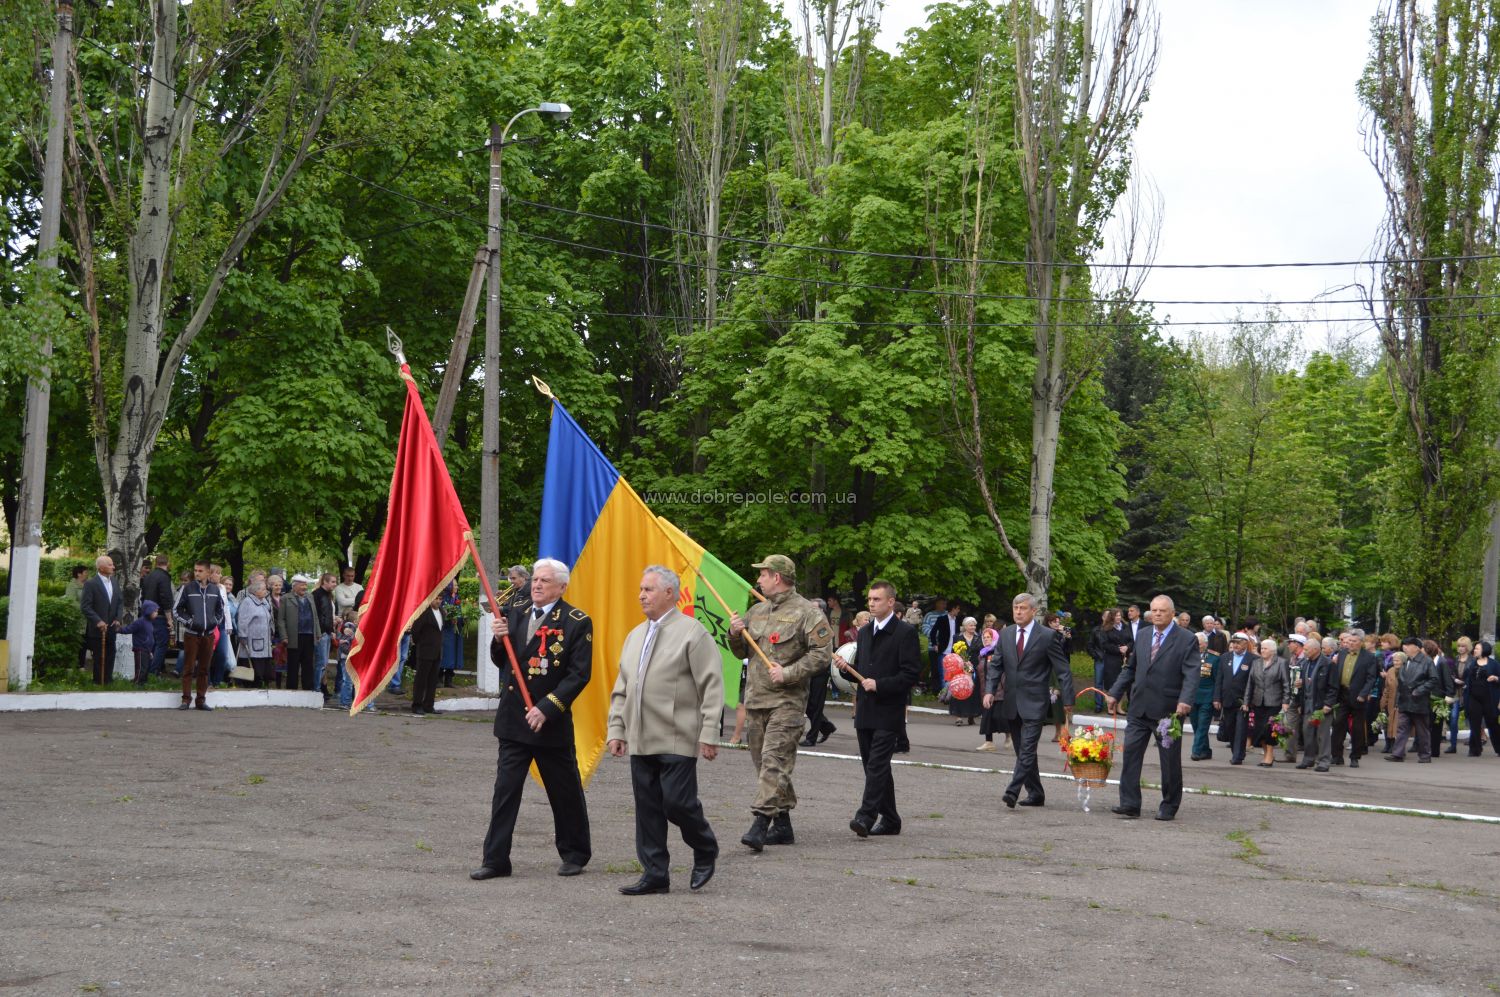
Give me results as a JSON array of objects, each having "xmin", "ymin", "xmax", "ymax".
[
  {"xmin": 630, "ymin": 754, "xmax": 716, "ymax": 883},
  {"xmin": 1003, "ymin": 716, "xmax": 1046, "ymax": 801},
  {"xmin": 482, "ymin": 736, "xmax": 591, "ymax": 869},
  {"xmin": 1331, "ymin": 697, "xmax": 1368, "ymax": 761},
  {"xmin": 855, "ymin": 727, "xmax": 900, "ymax": 825},
  {"xmin": 89, "ymin": 627, "xmax": 117, "ymax": 684},
  {"xmin": 926, "ymin": 650, "xmax": 944, "ymax": 693},
  {"xmin": 1225, "ymin": 703, "xmax": 1249, "ymax": 763},
  {"xmin": 1117, "ymin": 713, "xmax": 1184, "ymax": 815},
  {"xmin": 1466, "ymin": 699, "xmax": 1500, "ymax": 756},
  {"xmin": 804, "ymin": 671, "xmax": 834, "ymax": 737},
  {"xmin": 411, "ymin": 654, "xmax": 440, "ymax": 712},
  {"xmin": 287, "ymin": 639, "xmax": 316, "ymax": 691}
]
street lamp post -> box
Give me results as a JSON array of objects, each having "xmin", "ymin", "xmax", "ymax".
[{"xmin": 480, "ymin": 102, "xmax": 571, "ymax": 597}]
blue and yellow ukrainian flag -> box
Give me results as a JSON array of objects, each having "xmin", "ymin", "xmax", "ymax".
[{"xmin": 537, "ymin": 397, "xmax": 752, "ymax": 784}]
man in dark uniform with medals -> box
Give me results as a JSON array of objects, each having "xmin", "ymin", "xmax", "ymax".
[{"xmin": 471, "ymin": 558, "xmax": 593, "ymax": 880}]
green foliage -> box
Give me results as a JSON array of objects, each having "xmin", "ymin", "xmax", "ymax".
[{"xmin": 0, "ymin": 595, "xmax": 83, "ymax": 678}]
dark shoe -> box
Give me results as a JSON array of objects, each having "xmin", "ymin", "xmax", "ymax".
[
  {"xmin": 895, "ymin": 738, "xmax": 910, "ymax": 754},
  {"xmin": 1349, "ymin": 758, "xmax": 1359, "ymax": 768},
  {"xmin": 1314, "ymin": 764, "xmax": 1329, "ymax": 772},
  {"xmin": 470, "ymin": 863, "xmax": 511, "ymax": 880},
  {"xmin": 618, "ymin": 877, "xmax": 669, "ymax": 896},
  {"xmin": 410, "ymin": 708, "xmax": 425, "ymax": 717},
  {"xmin": 849, "ymin": 817, "xmax": 871, "ymax": 838},
  {"xmin": 1229, "ymin": 759, "xmax": 1243, "ymax": 765},
  {"xmin": 442, "ymin": 674, "xmax": 455, "ymax": 688},
  {"xmin": 1154, "ymin": 809, "xmax": 1176, "ymax": 821},
  {"xmin": 194, "ymin": 702, "xmax": 213, "ymax": 712},
  {"xmin": 817, "ymin": 722, "xmax": 836, "ymax": 743},
  {"xmin": 1111, "ymin": 806, "xmax": 1140, "ymax": 818},
  {"xmin": 557, "ymin": 861, "xmax": 585, "ymax": 877},
  {"xmin": 1190, "ymin": 754, "xmax": 1204, "ymax": 761},
  {"xmin": 177, "ymin": 701, "xmax": 190, "ymax": 711},
  {"xmin": 741, "ymin": 815, "xmax": 770, "ymax": 852},
  {"xmin": 1256, "ymin": 762, "xmax": 1272, "ymax": 768},
  {"xmin": 800, "ymin": 734, "xmax": 818, "ymax": 748},
  {"xmin": 869, "ymin": 819, "xmax": 902, "ymax": 836},
  {"xmin": 1002, "ymin": 792, "xmax": 1018, "ymax": 810},
  {"xmin": 1295, "ymin": 761, "xmax": 1312, "ymax": 769},
  {"xmin": 766, "ymin": 812, "xmax": 794, "ymax": 845},
  {"xmin": 1018, "ymin": 797, "xmax": 1045, "ymax": 808},
  {"xmin": 1384, "ymin": 754, "xmax": 1403, "ymax": 762},
  {"xmin": 1417, "ymin": 757, "xmax": 1431, "ymax": 763},
  {"xmin": 689, "ymin": 853, "xmax": 716, "ymax": 891},
  {"xmin": 1332, "ymin": 756, "xmax": 1345, "ymax": 766},
  {"xmin": 1443, "ymin": 745, "xmax": 1456, "ymax": 754}
]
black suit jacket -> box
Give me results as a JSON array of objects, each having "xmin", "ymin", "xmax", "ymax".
[
  {"xmin": 81, "ymin": 575, "xmax": 124, "ymax": 630},
  {"xmin": 409, "ymin": 607, "xmax": 444, "ymax": 665},
  {"xmin": 851, "ymin": 618, "xmax": 922, "ymax": 731},
  {"xmin": 1111, "ymin": 623, "xmax": 1198, "ymax": 722},
  {"xmin": 1332, "ymin": 648, "xmax": 1381, "ymax": 704},
  {"xmin": 988, "ymin": 621, "xmax": 1074, "ymax": 721},
  {"xmin": 140, "ymin": 568, "xmax": 173, "ymax": 613},
  {"xmin": 1214, "ymin": 651, "xmax": 1253, "ymax": 707},
  {"xmin": 928, "ymin": 614, "xmax": 959, "ymax": 656},
  {"xmin": 489, "ymin": 599, "xmax": 592, "ymax": 746},
  {"xmin": 1297, "ymin": 654, "xmax": 1339, "ymax": 713}
]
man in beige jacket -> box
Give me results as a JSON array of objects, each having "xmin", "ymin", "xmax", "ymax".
[{"xmin": 607, "ymin": 566, "xmax": 725, "ymax": 895}]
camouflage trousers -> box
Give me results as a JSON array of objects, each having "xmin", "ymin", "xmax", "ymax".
[{"xmin": 745, "ymin": 702, "xmax": 805, "ymax": 817}]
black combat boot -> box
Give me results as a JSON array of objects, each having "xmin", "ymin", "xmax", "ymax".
[
  {"xmin": 766, "ymin": 812, "xmax": 794, "ymax": 845},
  {"xmin": 741, "ymin": 815, "xmax": 770, "ymax": 852}
]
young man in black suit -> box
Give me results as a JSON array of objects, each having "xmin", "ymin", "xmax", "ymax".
[
  {"xmin": 982, "ymin": 592, "xmax": 1075, "ymax": 809},
  {"xmin": 839, "ymin": 579, "xmax": 922, "ymax": 837},
  {"xmin": 408, "ymin": 593, "xmax": 445, "ymax": 716},
  {"xmin": 472, "ymin": 558, "xmax": 593, "ymax": 881},
  {"xmin": 1106, "ymin": 594, "xmax": 1199, "ymax": 820}
]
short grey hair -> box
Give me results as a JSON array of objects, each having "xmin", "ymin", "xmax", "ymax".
[
  {"xmin": 1345, "ymin": 627, "xmax": 1365, "ymax": 641},
  {"xmin": 532, "ymin": 558, "xmax": 570, "ymax": 586},
  {"xmin": 1390, "ymin": 651, "xmax": 1407, "ymax": 665},
  {"xmin": 1321, "ymin": 637, "xmax": 1337, "ymax": 651},
  {"xmin": 507, "ymin": 563, "xmax": 531, "ymax": 579},
  {"xmin": 95, "ymin": 555, "xmax": 112, "ymax": 570},
  {"xmin": 1012, "ymin": 592, "xmax": 1038, "ymax": 610},
  {"xmin": 962, "ymin": 616, "xmax": 977, "ymax": 628},
  {"xmin": 1196, "ymin": 631, "xmax": 1208, "ymax": 644},
  {"xmin": 1259, "ymin": 638, "xmax": 1278, "ymax": 652},
  {"xmin": 1151, "ymin": 593, "xmax": 1176, "ymax": 612},
  {"xmin": 642, "ymin": 564, "xmax": 680, "ymax": 595}
]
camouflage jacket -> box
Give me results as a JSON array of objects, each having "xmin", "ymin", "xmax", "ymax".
[{"xmin": 728, "ymin": 589, "xmax": 833, "ymax": 709}]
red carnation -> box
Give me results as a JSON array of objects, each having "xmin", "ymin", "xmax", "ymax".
[{"xmin": 769, "ymin": 632, "xmax": 781, "ymax": 644}]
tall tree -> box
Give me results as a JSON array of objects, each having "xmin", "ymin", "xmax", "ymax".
[
  {"xmin": 1004, "ymin": 0, "xmax": 1158, "ymax": 602},
  {"xmin": 1361, "ymin": 0, "xmax": 1500, "ymax": 633}
]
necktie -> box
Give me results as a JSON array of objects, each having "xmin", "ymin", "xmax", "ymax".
[
  {"xmin": 529, "ymin": 605, "xmax": 545, "ymax": 642},
  {"xmin": 1015, "ymin": 626, "xmax": 1026, "ymax": 661},
  {"xmin": 1151, "ymin": 629, "xmax": 1163, "ymax": 661}
]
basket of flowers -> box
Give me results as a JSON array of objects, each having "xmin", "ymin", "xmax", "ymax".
[{"xmin": 1061, "ymin": 725, "xmax": 1115, "ymax": 784}]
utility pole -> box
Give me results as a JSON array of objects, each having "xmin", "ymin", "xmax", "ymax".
[
  {"xmin": 7, "ymin": 0, "xmax": 73, "ymax": 691},
  {"xmin": 479, "ymin": 121, "xmax": 503, "ymax": 596}
]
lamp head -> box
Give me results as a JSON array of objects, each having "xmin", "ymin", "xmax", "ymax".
[{"xmin": 539, "ymin": 101, "xmax": 572, "ymax": 123}]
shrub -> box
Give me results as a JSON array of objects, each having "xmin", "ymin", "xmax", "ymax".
[
  {"xmin": 0, "ymin": 595, "xmax": 84, "ymax": 679},
  {"xmin": 40, "ymin": 558, "xmax": 92, "ymax": 585}
]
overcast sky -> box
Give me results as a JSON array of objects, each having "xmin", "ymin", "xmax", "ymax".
[{"xmin": 874, "ymin": 0, "xmax": 1389, "ymax": 353}]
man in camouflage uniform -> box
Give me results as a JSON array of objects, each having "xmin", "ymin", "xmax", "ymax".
[{"xmin": 728, "ymin": 554, "xmax": 833, "ymax": 851}]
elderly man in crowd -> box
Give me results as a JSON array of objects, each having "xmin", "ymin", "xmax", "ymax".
[
  {"xmin": 81, "ymin": 555, "xmax": 123, "ymax": 684},
  {"xmin": 1215, "ymin": 631, "xmax": 1255, "ymax": 765},
  {"xmin": 1331, "ymin": 627, "xmax": 1380, "ymax": 768},
  {"xmin": 607, "ymin": 566, "xmax": 724, "ymax": 895}
]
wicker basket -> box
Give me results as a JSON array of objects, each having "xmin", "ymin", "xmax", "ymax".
[{"xmin": 1067, "ymin": 760, "xmax": 1110, "ymax": 784}]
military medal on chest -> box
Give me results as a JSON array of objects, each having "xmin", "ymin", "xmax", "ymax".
[{"xmin": 530, "ymin": 625, "xmax": 562, "ymax": 677}]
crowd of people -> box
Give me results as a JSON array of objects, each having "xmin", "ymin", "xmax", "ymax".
[{"xmin": 61, "ymin": 555, "xmax": 472, "ymax": 711}]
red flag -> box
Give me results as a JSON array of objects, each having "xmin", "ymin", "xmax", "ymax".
[{"xmin": 347, "ymin": 365, "xmax": 472, "ymax": 714}]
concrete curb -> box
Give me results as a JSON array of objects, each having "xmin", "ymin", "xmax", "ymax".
[{"xmin": 0, "ymin": 689, "xmax": 325, "ymax": 711}]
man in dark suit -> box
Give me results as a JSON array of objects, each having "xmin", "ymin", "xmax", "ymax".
[
  {"xmin": 1331, "ymin": 628, "xmax": 1380, "ymax": 768},
  {"xmin": 982, "ymin": 592, "xmax": 1075, "ymax": 809},
  {"xmin": 408, "ymin": 593, "xmax": 445, "ymax": 716},
  {"xmin": 140, "ymin": 554, "xmax": 174, "ymax": 679},
  {"xmin": 1213, "ymin": 631, "xmax": 1254, "ymax": 764},
  {"xmin": 1106, "ymin": 594, "xmax": 1199, "ymax": 820},
  {"xmin": 840, "ymin": 579, "xmax": 922, "ymax": 837},
  {"xmin": 1295, "ymin": 639, "xmax": 1339, "ymax": 771},
  {"xmin": 81, "ymin": 555, "xmax": 124, "ymax": 685},
  {"xmin": 927, "ymin": 601, "xmax": 960, "ymax": 694},
  {"xmin": 472, "ymin": 558, "xmax": 593, "ymax": 881}
]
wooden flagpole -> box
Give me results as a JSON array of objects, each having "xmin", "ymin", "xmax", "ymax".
[{"xmin": 466, "ymin": 537, "xmax": 533, "ymax": 710}]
